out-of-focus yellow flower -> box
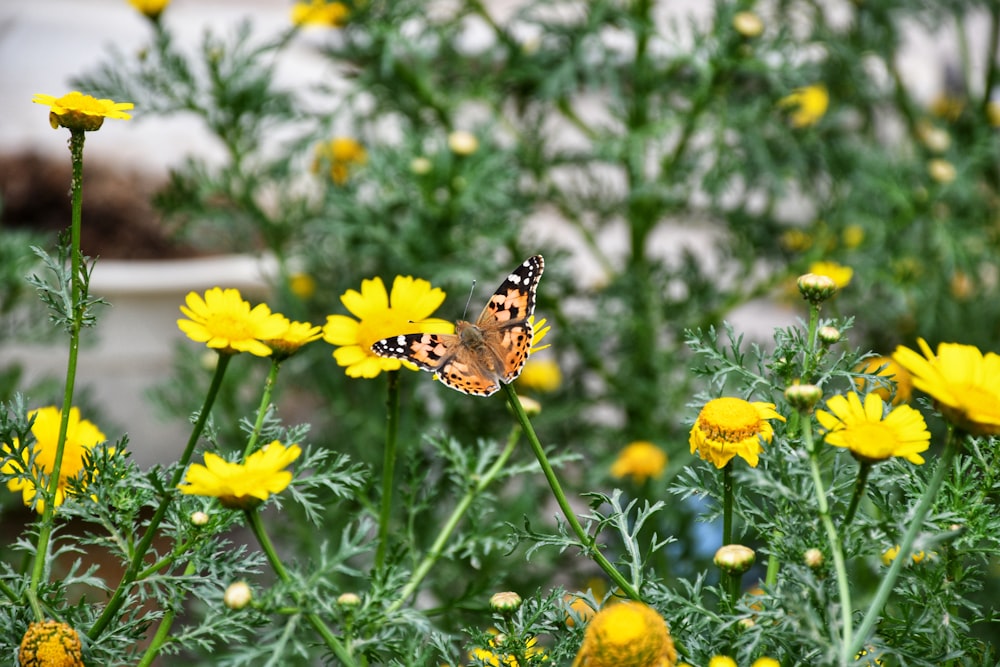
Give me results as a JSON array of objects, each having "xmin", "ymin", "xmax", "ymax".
[
  {"xmin": 928, "ymin": 158, "xmax": 956, "ymax": 184},
  {"xmin": 517, "ymin": 358, "xmax": 562, "ymax": 393},
  {"xmin": 313, "ymin": 137, "xmax": 367, "ymax": 184},
  {"xmin": 572, "ymin": 602, "xmax": 676, "ymax": 667},
  {"xmin": 291, "ymin": 0, "xmax": 349, "ymax": 28},
  {"xmin": 689, "ymin": 397, "xmax": 785, "ymax": 468},
  {"xmin": 916, "ymin": 120, "xmax": 951, "ymax": 153},
  {"xmin": 289, "ymin": 272, "xmax": 317, "ymax": 300},
  {"xmin": 778, "ymin": 84, "xmax": 829, "ymax": 128},
  {"xmin": 732, "ymin": 11, "xmax": 763, "ymax": 38},
  {"xmin": 610, "ymin": 441, "xmax": 667, "ymax": 484},
  {"xmin": 177, "ymin": 441, "xmax": 301, "ymax": 509},
  {"xmin": 127, "ymin": 0, "xmax": 170, "ymax": 21},
  {"xmin": 708, "ymin": 657, "xmax": 738, "ymax": 667},
  {"xmin": 987, "ymin": 100, "xmax": 1000, "ymax": 127},
  {"xmin": 893, "ymin": 339, "xmax": 1000, "ymax": 436},
  {"xmin": 448, "ymin": 130, "xmax": 479, "ymax": 155},
  {"xmin": 808, "ymin": 260, "xmax": 853, "ymax": 289},
  {"xmin": 780, "ymin": 228, "xmax": 813, "ymax": 252},
  {"xmin": 854, "ymin": 356, "xmax": 913, "ymax": 405},
  {"xmin": 950, "ymin": 271, "xmax": 973, "ymax": 300},
  {"xmin": 842, "ymin": 224, "xmax": 865, "ymax": 249}
]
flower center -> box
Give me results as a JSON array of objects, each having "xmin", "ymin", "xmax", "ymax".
[{"xmin": 700, "ymin": 398, "xmax": 761, "ymax": 442}]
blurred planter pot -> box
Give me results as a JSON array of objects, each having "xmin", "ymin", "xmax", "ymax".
[{"xmin": 1, "ymin": 253, "xmax": 277, "ymax": 467}]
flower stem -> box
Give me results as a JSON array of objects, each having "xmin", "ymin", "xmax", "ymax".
[
  {"xmin": 244, "ymin": 359, "xmax": 282, "ymax": 458},
  {"xmin": 375, "ymin": 370, "xmax": 401, "ymax": 570},
  {"xmin": 89, "ymin": 352, "xmax": 232, "ymax": 641},
  {"xmin": 28, "ymin": 129, "xmax": 87, "ymax": 613},
  {"xmin": 722, "ymin": 461, "xmax": 734, "ymax": 546},
  {"xmin": 842, "ymin": 461, "xmax": 872, "ymax": 528},
  {"xmin": 388, "ymin": 422, "xmax": 522, "ymax": 614},
  {"xmin": 847, "ymin": 428, "xmax": 959, "ymax": 663},
  {"xmin": 136, "ymin": 560, "xmax": 197, "ymax": 667},
  {"xmin": 501, "ymin": 383, "xmax": 641, "ymax": 601},
  {"xmin": 802, "ymin": 416, "xmax": 853, "ymax": 662},
  {"xmin": 245, "ymin": 509, "xmax": 357, "ymax": 666}
]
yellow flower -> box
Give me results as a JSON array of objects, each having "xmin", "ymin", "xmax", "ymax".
[
  {"xmin": 778, "ymin": 84, "xmax": 829, "ymax": 128},
  {"xmin": 988, "ymin": 100, "xmax": 1000, "ymax": 127},
  {"xmin": 689, "ymin": 397, "xmax": 785, "ymax": 468},
  {"xmin": 33, "ymin": 91, "xmax": 134, "ymax": 132},
  {"xmin": 18, "ymin": 620, "xmax": 84, "ymax": 667},
  {"xmin": 127, "ymin": 0, "xmax": 170, "ymax": 20},
  {"xmin": 529, "ymin": 316, "xmax": 551, "ymax": 353},
  {"xmin": 854, "ymin": 357, "xmax": 913, "ymax": 405},
  {"xmin": 808, "ymin": 260, "xmax": 853, "ymax": 289},
  {"xmin": 266, "ymin": 318, "xmax": 323, "ymax": 359},
  {"xmin": 892, "ymin": 338, "xmax": 1000, "ymax": 436},
  {"xmin": 291, "ymin": 0, "xmax": 349, "ymax": 27},
  {"xmin": 289, "ymin": 272, "xmax": 317, "ymax": 299},
  {"xmin": 780, "ymin": 228, "xmax": 813, "ymax": 252},
  {"xmin": 470, "ymin": 632, "xmax": 546, "ymax": 666},
  {"xmin": 572, "ymin": 602, "xmax": 676, "ymax": 667},
  {"xmin": 816, "ymin": 392, "xmax": 930, "ymax": 464},
  {"xmin": 842, "ymin": 224, "xmax": 865, "ymax": 249},
  {"xmin": 2, "ymin": 406, "xmax": 107, "ymax": 513},
  {"xmin": 177, "ymin": 287, "xmax": 289, "ymax": 357},
  {"xmin": 177, "ymin": 441, "xmax": 301, "ymax": 509},
  {"xmin": 322, "ymin": 275, "xmax": 452, "ymax": 378},
  {"xmin": 708, "ymin": 658, "xmax": 738, "ymax": 667},
  {"xmin": 610, "ymin": 441, "xmax": 668, "ymax": 484},
  {"xmin": 517, "ymin": 358, "xmax": 562, "ymax": 393},
  {"xmin": 313, "ymin": 137, "xmax": 367, "ymax": 184},
  {"xmin": 751, "ymin": 658, "xmax": 781, "ymax": 667}
]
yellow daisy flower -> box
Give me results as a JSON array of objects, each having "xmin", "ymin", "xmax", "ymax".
[
  {"xmin": 177, "ymin": 287, "xmax": 289, "ymax": 357},
  {"xmin": 808, "ymin": 260, "xmax": 853, "ymax": 289},
  {"xmin": 572, "ymin": 602, "xmax": 676, "ymax": 667},
  {"xmin": 291, "ymin": 0, "xmax": 349, "ymax": 28},
  {"xmin": 470, "ymin": 632, "xmax": 546, "ymax": 666},
  {"xmin": 689, "ymin": 397, "xmax": 785, "ymax": 468},
  {"xmin": 517, "ymin": 358, "xmax": 562, "ymax": 393},
  {"xmin": 322, "ymin": 275, "xmax": 452, "ymax": 378},
  {"xmin": 708, "ymin": 658, "xmax": 738, "ymax": 667},
  {"xmin": 854, "ymin": 356, "xmax": 913, "ymax": 405},
  {"xmin": 2, "ymin": 406, "xmax": 107, "ymax": 513},
  {"xmin": 778, "ymin": 84, "xmax": 829, "ymax": 128},
  {"xmin": 312, "ymin": 137, "xmax": 367, "ymax": 184},
  {"xmin": 18, "ymin": 620, "xmax": 84, "ymax": 667},
  {"xmin": 177, "ymin": 441, "xmax": 301, "ymax": 509},
  {"xmin": 610, "ymin": 441, "xmax": 668, "ymax": 484},
  {"xmin": 265, "ymin": 318, "xmax": 323, "ymax": 359},
  {"xmin": 892, "ymin": 338, "xmax": 1000, "ymax": 436},
  {"xmin": 816, "ymin": 392, "xmax": 930, "ymax": 464},
  {"xmin": 751, "ymin": 659, "xmax": 781, "ymax": 667},
  {"xmin": 127, "ymin": 0, "xmax": 170, "ymax": 20},
  {"xmin": 33, "ymin": 91, "xmax": 133, "ymax": 132}
]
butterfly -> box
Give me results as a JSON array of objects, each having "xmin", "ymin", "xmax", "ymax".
[{"xmin": 371, "ymin": 255, "xmax": 545, "ymax": 396}]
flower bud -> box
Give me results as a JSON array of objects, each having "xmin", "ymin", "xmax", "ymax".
[
  {"xmin": 224, "ymin": 581, "xmax": 253, "ymax": 610},
  {"xmin": 818, "ymin": 326, "xmax": 841, "ymax": 345},
  {"xmin": 804, "ymin": 548, "xmax": 824, "ymax": 569},
  {"xmin": 928, "ymin": 158, "xmax": 956, "ymax": 184},
  {"xmin": 410, "ymin": 156, "xmax": 433, "ymax": 174},
  {"xmin": 448, "ymin": 130, "xmax": 479, "ymax": 156},
  {"xmin": 785, "ymin": 383, "xmax": 822, "ymax": 413},
  {"xmin": 489, "ymin": 591, "xmax": 523, "ymax": 612},
  {"xmin": 190, "ymin": 510, "xmax": 210, "ymax": 526},
  {"xmin": 517, "ymin": 395, "xmax": 542, "ymax": 415},
  {"xmin": 337, "ymin": 592, "xmax": 362, "ymax": 607},
  {"xmin": 797, "ymin": 273, "xmax": 838, "ymax": 305},
  {"xmin": 714, "ymin": 544, "xmax": 756, "ymax": 575},
  {"xmin": 732, "ymin": 11, "xmax": 763, "ymax": 37}
]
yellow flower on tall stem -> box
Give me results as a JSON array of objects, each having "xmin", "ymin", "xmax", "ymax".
[
  {"xmin": 266, "ymin": 318, "xmax": 323, "ymax": 360},
  {"xmin": 816, "ymin": 392, "xmax": 930, "ymax": 464},
  {"xmin": 572, "ymin": 602, "xmax": 676, "ymax": 667},
  {"xmin": 892, "ymin": 338, "xmax": 1000, "ymax": 436},
  {"xmin": 177, "ymin": 287, "xmax": 289, "ymax": 357},
  {"xmin": 610, "ymin": 441, "xmax": 668, "ymax": 484},
  {"xmin": 127, "ymin": 0, "xmax": 171, "ymax": 21},
  {"xmin": 689, "ymin": 397, "xmax": 785, "ymax": 468},
  {"xmin": 312, "ymin": 137, "xmax": 367, "ymax": 184},
  {"xmin": 177, "ymin": 441, "xmax": 301, "ymax": 509},
  {"xmin": 291, "ymin": 0, "xmax": 349, "ymax": 28},
  {"xmin": 2, "ymin": 407, "xmax": 107, "ymax": 513},
  {"xmin": 322, "ymin": 275, "xmax": 452, "ymax": 378},
  {"xmin": 33, "ymin": 91, "xmax": 133, "ymax": 132},
  {"xmin": 517, "ymin": 358, "xmax": 561, "ymax": 393},
  {"xmin": 808, "ymin": 260, "xmax": 853, "ymax": 289}
]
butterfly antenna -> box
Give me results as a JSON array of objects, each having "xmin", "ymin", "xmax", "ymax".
[{"xmin": 461, "ymin": 280, "xmax": 477, "ymax": 319}]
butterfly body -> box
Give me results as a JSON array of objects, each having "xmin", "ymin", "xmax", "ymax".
[{"xmin": 372, "ymin": 255, "xmax": 544, "ymax": 396}]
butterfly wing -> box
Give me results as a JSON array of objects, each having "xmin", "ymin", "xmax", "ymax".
[
  {"xmin": 371, "ymin": 332, "xmax": 458, "ymax": 373},
  {"xmin": 476, "ymin": 254, "xmax": 544, "ymax": 384}
]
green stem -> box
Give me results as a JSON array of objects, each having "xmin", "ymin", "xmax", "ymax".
[
  {"xmin": 135, "ymin": 561, "xmax": 197, "ymax": 666},
  {"xmin": 842, "ymin": 462, "xmax": 872, "ymax": 528},
  {"xmin": 375, "ymin": 370, "xmax": 401, "ymax": 570},
  {"xmin": 245, "ymin": 509, "xmax": 356, "ymax": 666},
  {"xmin": 244, "ymin": 359, "xmax": 282, "ymax": 458},
  {"xmin": 722, "ymin": 462, "xmax": 734, "ymax": 546},
  {"xmin": 28, "ymin": 130, "xmax": 87, "ymax": 614},
  {"xmin": 387, "ymin": 423, "xmax": 522, "ymax": 614},
  {"xmin": 803, "ymin": 416, "xmax": 853, "ymax": 664},
  {"xmin": 89, "ymin": 353, "xmax": 233, "ymax": 641},
  {"xmin": 765, "ymin": 530, "xmax": 781, "ymax": 587},
  {"xmin": 848, "ymin": 429, "xmax": 960, "ymax": 662},
  {"xmin": 502, "ymin": 383, "xmax": 641, "ymax": 601}
]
